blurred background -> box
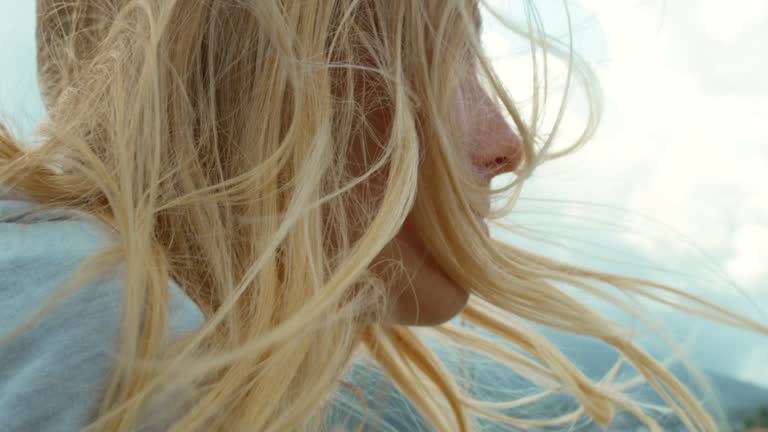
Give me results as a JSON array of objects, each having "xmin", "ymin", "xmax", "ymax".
[
  {"xmin": 1, "ymin": 1, "xmax": 765, "ymax": 430},
  {"xmin": 477, "ymin": 1, "xmax": 768, "ymax": 429},
  {"xmin": 478, "ymin": 0, "xmax": 767, "ymax": 386}
]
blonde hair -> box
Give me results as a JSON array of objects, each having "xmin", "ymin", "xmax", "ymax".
[{"xmin": 0, "ymin": 0, "xmax": 765, "ymax": 430}]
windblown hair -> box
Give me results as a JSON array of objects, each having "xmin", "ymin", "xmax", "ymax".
[{"xmin": 0, "ymin": 0, "xmax": 765, "ymax": 431}]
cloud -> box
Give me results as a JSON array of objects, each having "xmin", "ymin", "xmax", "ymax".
[
  {"xmin": 697, "ymin": 0, "xmax": 768, "ymax": 43},
  {"xmin": 655, "ymin": 0, "xmax": 768, "ymax": 95},
  {"xmin": 725, "ymin": 224, "xmax": 768, "ymax": 288}
]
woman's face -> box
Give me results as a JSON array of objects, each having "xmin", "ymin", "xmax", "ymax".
[{"xmin": 350, "ymin": 70, "xmax": 523, "ymax": 326}]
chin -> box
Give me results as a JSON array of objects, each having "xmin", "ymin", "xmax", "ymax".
[
  {"xmin": 379, "ymin": 215, "xmax": 473, "ymax": 326},
  {"xmin": 390, "ymin": 281, "xmax": 470, "ymax": 327},
  {"xmin": 418, "ymin": 288, "xmax": 470, "ymax": 326}
]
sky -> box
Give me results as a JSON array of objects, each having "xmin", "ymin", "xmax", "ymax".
[
  {"xmin": 0, "ymin": 1, "xmax": 766, "ymax": 388},
  {"xmin": 479, "ymin": 0, "xmax": 768, "ymax": 387}
]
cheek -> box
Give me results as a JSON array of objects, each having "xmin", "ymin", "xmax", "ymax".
[{"xmin": 397, "ymin": 209, "xmax": 421, "ymax": 243}]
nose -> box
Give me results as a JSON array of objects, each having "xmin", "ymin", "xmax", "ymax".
[{"xmin": 464, "ymin": 80, "xmax": 524, "ymax": 183}]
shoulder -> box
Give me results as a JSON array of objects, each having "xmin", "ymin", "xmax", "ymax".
[
  {"xmin": 0, "ymin": 198, "xmax": 204, "ymax": 431},
  {"xmin": 0, "ymin": 197, "xmax": 204, "ymax": 329},
  {"xmin": 0, "ymin": 198, "xmax": 121, "ymax": 337}
]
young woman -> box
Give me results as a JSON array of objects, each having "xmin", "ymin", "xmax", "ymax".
[{"xmin": 0, "ymin": 0, "xmax": 765, "ymax": 431}]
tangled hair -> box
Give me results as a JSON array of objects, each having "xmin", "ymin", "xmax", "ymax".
[{"xmin": 0, "ymin": 0, "xmax": 765, "ymax": 430}]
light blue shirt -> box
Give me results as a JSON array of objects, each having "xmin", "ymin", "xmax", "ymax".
[{"xmin": 0, "ymin": 197, "xmax": 205, "ymax": 431}]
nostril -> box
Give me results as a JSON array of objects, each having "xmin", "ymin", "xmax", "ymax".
[{"xmin": 485, "ymin": 156, "xmax": 509, "ymax": 172}]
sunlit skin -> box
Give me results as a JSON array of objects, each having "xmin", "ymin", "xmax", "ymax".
[
  {"xmin": 385, "ymin": 74, "xmax": 523, "ymax": 326},
  {"xmin": 348, "ymin": 67, "xmax": 523, "ymax": 326}
]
